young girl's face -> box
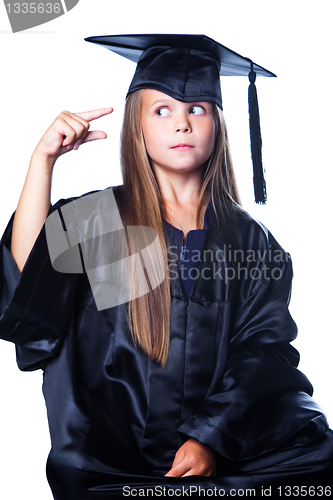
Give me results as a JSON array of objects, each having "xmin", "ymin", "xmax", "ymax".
[{"xmin": 141, "ymin": 89, "xmax": 215, "ymax": 178}]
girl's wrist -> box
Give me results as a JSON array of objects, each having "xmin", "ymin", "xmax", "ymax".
[{"xmin": 30, "ymin": 147, "xmax": 57, "ymax": 174}]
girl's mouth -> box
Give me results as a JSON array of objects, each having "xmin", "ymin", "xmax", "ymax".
[{"xmin": 171, "ymin": 144, "xmax": 194, "ymax": 152}]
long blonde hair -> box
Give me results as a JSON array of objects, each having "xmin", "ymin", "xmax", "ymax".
[{"xmin": 119, "ymin": 89, "xmax": 240, "ymax": 367}]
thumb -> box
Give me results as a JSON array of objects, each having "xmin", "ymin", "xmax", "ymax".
[{"xmin": 165, "ymin": 457, "xmax": 190, "ymax": 478}]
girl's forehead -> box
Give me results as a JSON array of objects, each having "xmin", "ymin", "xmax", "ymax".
[{"xmin": 141, "ymin": 89, "xmax": 213, "ymax": 109}]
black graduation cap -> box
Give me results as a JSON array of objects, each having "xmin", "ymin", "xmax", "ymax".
[{"xmin": 85, "ymin": 34, "xmax": 276, "ymax": 204}]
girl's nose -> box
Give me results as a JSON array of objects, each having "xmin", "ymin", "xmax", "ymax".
[{"xmin": 174, "ymin": 113, "xmax": 191, "ymax": 133}]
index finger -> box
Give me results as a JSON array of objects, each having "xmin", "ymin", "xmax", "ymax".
[{"xmin": 75, "ymin": 107, "xmax": 114, "ymax": 122}]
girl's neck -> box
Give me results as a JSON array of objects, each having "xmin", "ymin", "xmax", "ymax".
[
  {"xmin": 153, "ymin": 161, "xmax": 204, "ymax": 201},
  {"xmin": 163, "ymin": 192, "xmax": 210, "ymax": 241},
  {"xmin": 153, "ymin": 164, "xmax": 209, "ymax": 238}
]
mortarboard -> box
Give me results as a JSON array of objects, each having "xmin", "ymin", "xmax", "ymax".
[{"xmin": 85, "ymin": 34, "xmax": 276, "ymax": 204}]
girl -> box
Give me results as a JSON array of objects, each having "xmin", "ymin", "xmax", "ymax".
[{"xmin": 0, "ymin": 34, "xmax": 332, "ymax": 498}]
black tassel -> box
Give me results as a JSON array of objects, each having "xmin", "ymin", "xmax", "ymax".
[{"xmin": 248, "ymin": 62, "xmax": 267, "ymax": 204}]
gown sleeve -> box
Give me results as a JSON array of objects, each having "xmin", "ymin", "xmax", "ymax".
[
  {"xmin": 178, "ymin": 223, "xmax": 329, "ymax": 461},
  {"xmin": 0, "ymin": 205, "xmax": 78, "ymax": 372}
]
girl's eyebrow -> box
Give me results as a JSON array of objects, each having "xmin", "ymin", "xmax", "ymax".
[{"xmin": 150, "ymin": 99, "xmax": 171, "ymax": 109}]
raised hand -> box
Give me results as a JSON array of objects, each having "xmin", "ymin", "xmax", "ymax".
[
  {"xmin": 34, "ymin": 107, "xmax": 113, "ymax": 161},
  {"xmin": 11, "ymin": 107, "xmax": 113, "ymax": 272}
]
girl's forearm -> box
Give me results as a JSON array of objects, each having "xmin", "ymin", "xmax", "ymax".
[{"xmin": 11, "ymin": 151, "xmax": 55, "ymax": 272}]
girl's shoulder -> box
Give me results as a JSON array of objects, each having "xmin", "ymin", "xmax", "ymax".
[
  {"xmin": 50, "ymin": 185, "xmax": 123, "ymax": 213},
  {"xmin": 214, "ymin": 203, "xmax": 288, "ymax": 259}
]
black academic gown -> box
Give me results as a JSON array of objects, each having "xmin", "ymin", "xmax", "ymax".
[{"xmin": 0, "ymin": 186, "xmax": 332, "ymax": 499}]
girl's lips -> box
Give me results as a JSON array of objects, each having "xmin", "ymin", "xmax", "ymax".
[{"xmin": 171, "ymin": 144, "xmax": 194, "ymax": 152}]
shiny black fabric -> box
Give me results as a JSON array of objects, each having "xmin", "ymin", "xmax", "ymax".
[
  {"xmin": 0, "ymin": 185, "xmax": 332, "ymax": 498},
  {"xmin": 127, "ymin": 45, "xmax": 223, "ymax": 108}
]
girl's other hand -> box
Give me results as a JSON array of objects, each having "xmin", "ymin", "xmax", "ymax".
[
  {"xmin": 165, "ymin": 438, "xmax": 216, "ymax": 478},
  {"xmin": 34, "ymin": 107, "xmax": 113, "ymax": 163}
]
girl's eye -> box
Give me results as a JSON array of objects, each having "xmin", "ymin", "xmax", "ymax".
[
  {"xmin": 189, "ymin": 105, "xmax": 205, "ymax": 115},
  {"xmin": 156, "ymin": 107, "xmax": 171, "ymax": 117}
]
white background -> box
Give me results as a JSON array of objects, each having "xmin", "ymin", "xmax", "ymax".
[{"xmin": 0, "ymin": 1, "xmax": 332, "ymax": 498}]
